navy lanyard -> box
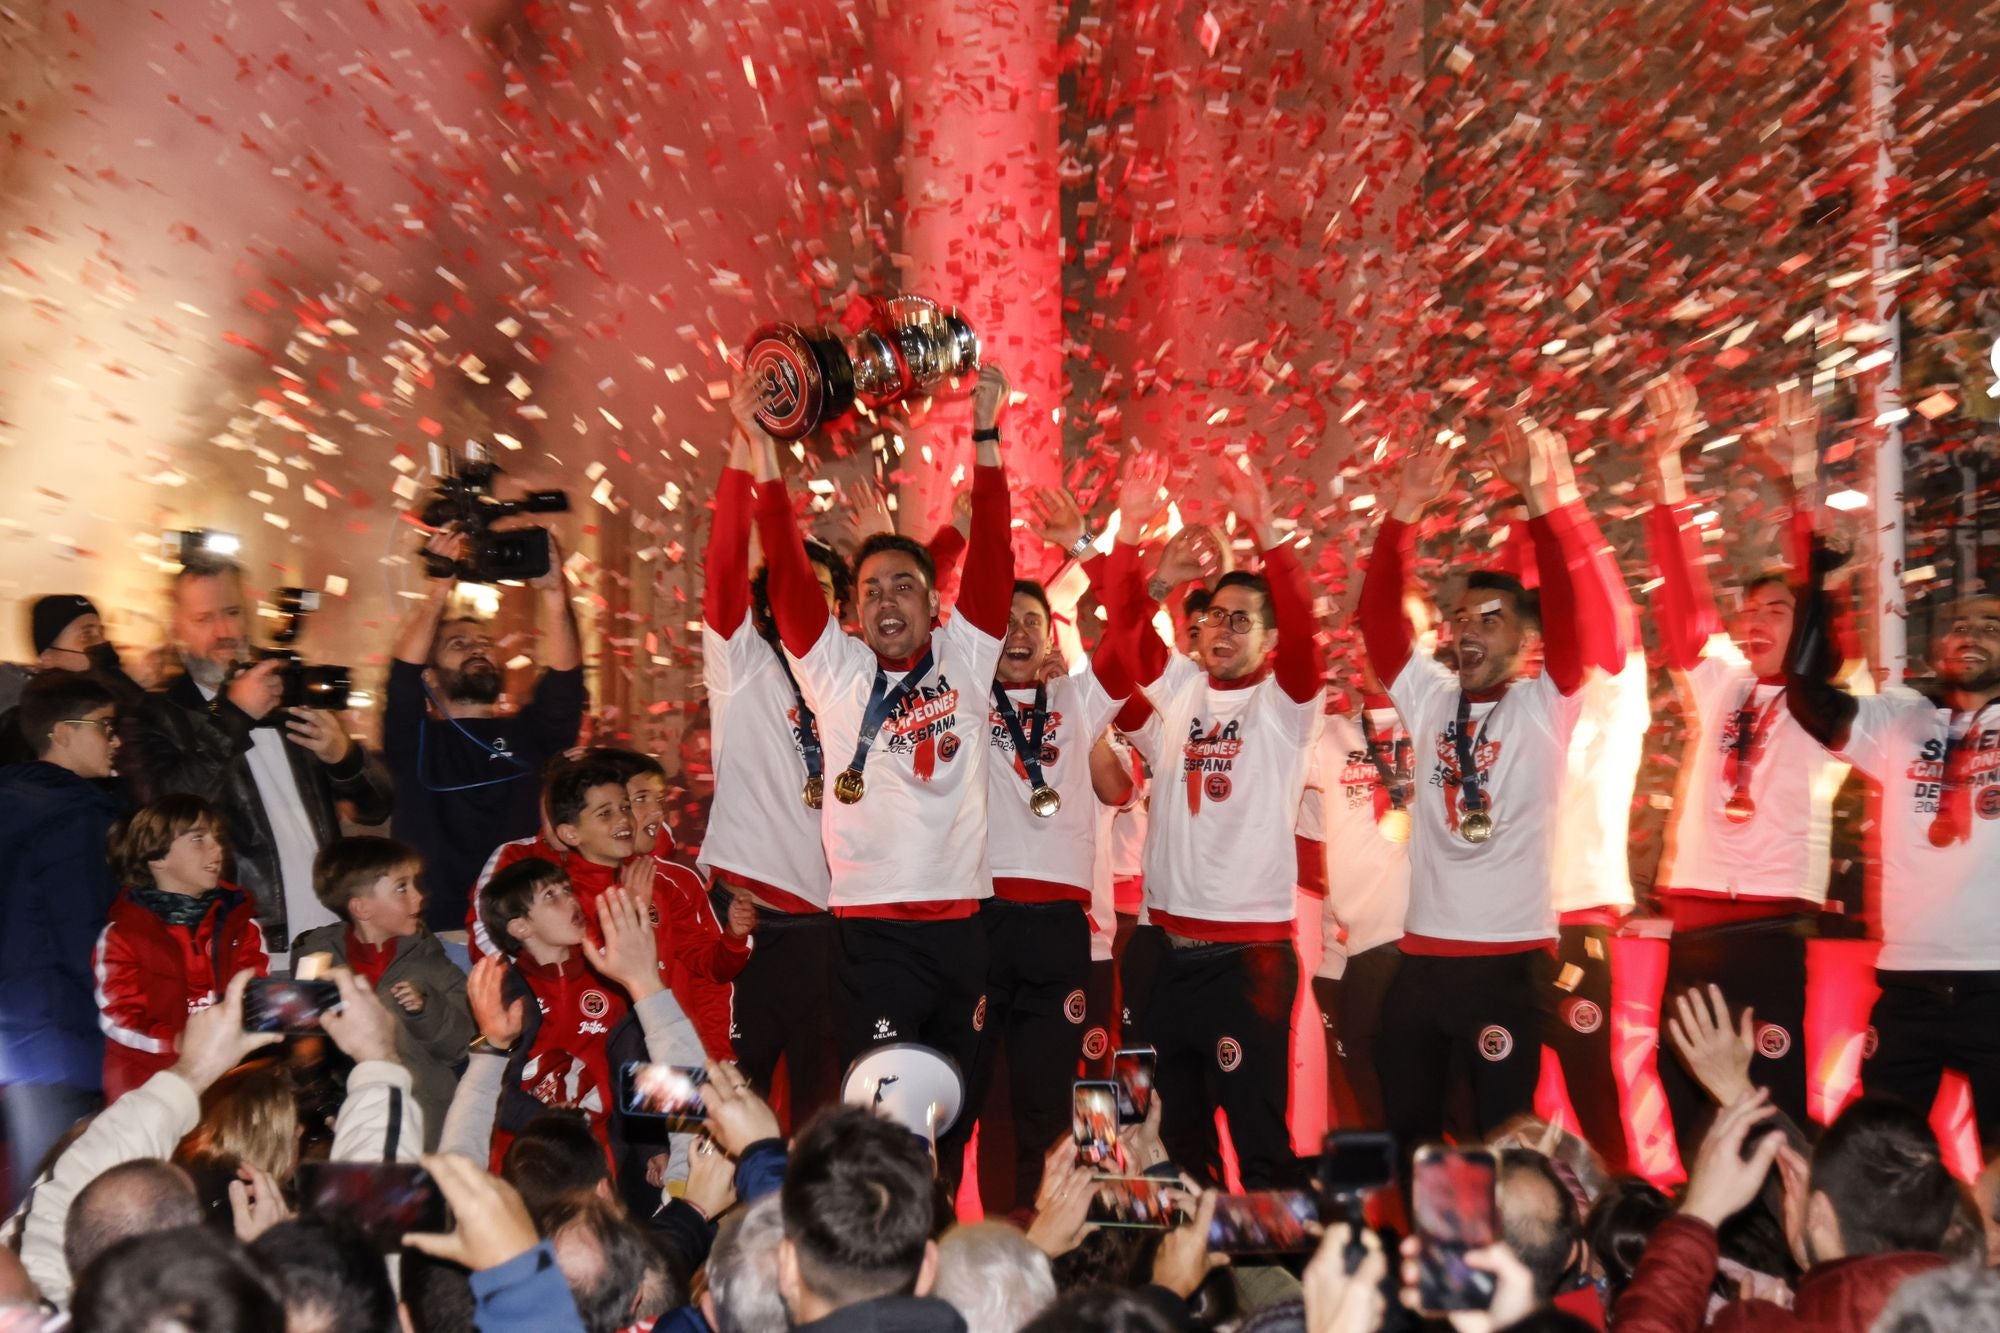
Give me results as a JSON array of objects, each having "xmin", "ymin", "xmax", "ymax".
[
  {"xmin": 773, "ymin": 647, "xmax": 824, "ymax": 784},
  {"xmin": 1359, "ymin": 711, "xmax": 1409, "ymax": 811},
  {"xmin": 1453, "ymin": 688, "xmax": 1506, "ymax": 814},
  {"xmin": 991, "ymin": 681, "xmax": 1051, "ymax": 791},
  {"xmin": 845, "ymin": 647, "xmax": 935, "ymax": 778}
]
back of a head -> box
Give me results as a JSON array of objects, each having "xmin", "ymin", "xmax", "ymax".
[
  {"xmin": 708, "ymin": 1194, "xmax": 789, "ymax": 1333},
  {"xmin": 72, "ymin": 1225, "xmax": 282, "ymax": 1333},
  {"xmin": 177, "ymin": 1058, "xmax": 300, "ymax": 1186},
  {"xmin": 1497, "ymin": 1148, "xmax": 1581, "ymax": 1301},
  {"xmin": 782, "ymin": 1105, "xmax": 937, "ymax": 1311},
  {"xmin": 1812, "ymin": 1097, "xmax": 1959, "ymax": 1257},
  {"xmin": 1872, "ymin": 1263, "xmax": 2000, "ymax": 1333},
  {"xmin": 541, "ymin": 1193, "xmax": 676, "ymax": 1333},
  {"xmin": 934, "ymin": 1222, "xmax": 1056, "ymax": 1333},
  {"xmin": 1019, "ymin": 1286, "xmax": 1177, "ymax": 1333},
  {"xmin": 402, "ymin": 1250, "xmax": 477, "ymax": 1333},
  {"xmin": 249, "ymin": 1217, "xmax": 398, "ymax": 1333},
  {"xmin": 1585, "ymin": 1178, "xmax": 1672, "ymax": 1297},
  {"xmin": 503, "ymin": 1109, "xmax": 611, "ymax": 1215},
  {"xmin": 65, "ymin": 1158, "xmax": 203, "ymax": 1278}
]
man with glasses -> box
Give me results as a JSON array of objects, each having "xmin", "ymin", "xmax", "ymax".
[
  {"xmin": 1359, "ymin": 413, "xmax": 1622, "ymax": 1159},
  {"xmin": 385, "ymin": 527, "xmax": 586, "ymax": 939},
  {"xmin": 0, "ymin": 672, "xmax": 126, "ymax": 1205},
  {"xmin": 1102, "ymin": 456, "xmax": 1323, "ymax": 1188},
  {"xmin": 0, "ymin": 596, "xmax": 146, "ymax": 761}
]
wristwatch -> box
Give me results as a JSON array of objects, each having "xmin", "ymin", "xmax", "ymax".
[
  {"xmin": 468, "ymin": 1035, "xmax": 514, "ymax": 1056},
  {"xmin": 972, "ymin": 427, "xmax": 1001, "ymax": 443},
  {"xmin": 1067, "ymin": 533, "xmax": 1096, "ymax": 561},
  {"xmin": 1146, "ymin": 576, "xmax": 1172, "ymax": 603}
]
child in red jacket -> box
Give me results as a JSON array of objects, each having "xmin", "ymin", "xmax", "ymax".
[
  {"xmin": 93, "ymin": 795, "xmax": 268, "ymax": 1101},
  {"xmin": 469, "ymin": 753, "xmax": 753, "ymax": 1059}
]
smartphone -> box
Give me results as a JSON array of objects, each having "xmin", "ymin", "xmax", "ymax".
[
  {"xmin": 1207, "ymin": 1190, "xmax": 1321, "ymax": 1255},
  {"xmin": 1319, "ymin": 1130, "xmax": 1396, "ymax": 1198},
  {"xmin": 1412, "ymin": 1145, "xmax": 1498, "ymax": 1313},
  {"xmin": 1072, "ymin": 1081, "xmax": 1120, "ymax": 1168},
  {"xmin": 618, "ymin": 1062, "xmax": 709, "ymax": 1121},
  {"xmin": 241, "ymin": 978, "xmax": 342, "ymax": 1034},
  {"xmin": 1084, "ymin": 1175, "xmax": 1181, "ymax": 1229},
  {"xmin": 296, "ymin": 1161, "xmax": 449, "ymax": 1251},
  {"xmin": 1111, "ymin": 1047, "xmax": 1156, "ymax": 1125}
]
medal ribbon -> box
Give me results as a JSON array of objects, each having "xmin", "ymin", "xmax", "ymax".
[
  {"xmin": 1453, "ymin": 689, "xmax": 1506, "ymax": 820},
  {"xmin": 1360, "ymin": 711, "xmax": 1410, "ymax": 815},
  {"xmin": 775, "ymin": 650, "xmax": 824, "ymax": 789},
  {"xmin": 845, "ymin": 647, "xmax": 936, "ymax": 784},
  {"xmin": 991, "ymin": 681, "xmax": 1052, "ymax": 796},
  {"xmin": 1724, "ymin": 686, "xmax": 1783, "ymax": 809},
  {"xmin": 1935, "ymin": 701, "xmax": 1999, "ymax": 844}
]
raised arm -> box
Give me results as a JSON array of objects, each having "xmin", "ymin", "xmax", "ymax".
[
  {"xmin": 1103, "ymin": 455, "xmax": 1181, "ymax": 690},
  {"xmin": 1496, "ymin": 414, "xmax": 1618, "ymax": 696},
  {"xmin": 750, "ymin": 430, "xmax": 834, "ymax": 661},
  {"xmin": 1783, "ymin": 539, "xmax": 1857, "ymax": 751},
  {"xmin": 1639, "ymin": 375, "xmax": 1723, "ymax": 672},
  {"xmin": 704, "ymin": 404, "xmax": 759, "ymax": 638},
  {"xmin": 952, "ymin": 363, "xmax": 1017, "ymax": 638},
  {"xmin": 1359, "ymin": 446, "xmax": 1451, "ymax": 690},
  {"xmin": 534, "ymin": 531, "xmax": 582, "ymax": 675},
  {"xmin": 1222, "ymin": 459, "xmax": 1322, "ymax": 703}
]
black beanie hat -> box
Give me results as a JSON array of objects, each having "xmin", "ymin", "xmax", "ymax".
[{"xmin": 31, "ymin": 595, "xmax": 98, "ymax": 656}]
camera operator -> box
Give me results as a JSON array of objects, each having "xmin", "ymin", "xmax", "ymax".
[
  {"xmin": 126, "ymin": 557, "xmax": 392, "ymax": 971},
  {"xmin": 384, "ymin": 526, "xmax": 585, "ymax": 942}
]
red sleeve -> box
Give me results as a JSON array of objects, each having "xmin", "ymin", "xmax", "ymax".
[
  {"xmin": 1528, "ymin": 502, "xmax": 1619, "ymax": 695},
  {"xmin": 1113, "ymin": 694, "xmax": 1155, "ymax": 733},
  {"xmin": 927, "ymin": 524, "xmax": 968, "ymax": 587},
  {"xmin": 93, "ymin": 924, "xmax": 179, "ymax": 1055},
  {"xmin": 952, "ymin": 463, "xmax": 1015, "ymax": 638},
  {"xmin": 657, "ymin": 864, "xmax": 750, "ymax": 985},
  {"xmin": 1642, "ymin": 501, "xmax": 1722, "ymax": 673},
  {"xmin": 1263, "ymin": 542, "xmax": 1323, "ymax": 703},
  {"xmin": 1295, "ymin": 836, "xmax": 1328, "ymax": 897},
  {"xmin": 1359, "ymin": 519, "xmax": 1416, "ymax": 689},
  {"xmin": 1608, "ymin": 1215, "xmax": 1719, "ymax": 1333},
  {"xmin": 1784, "ymin": 502, "xmax": 1813, "ymax": 576},
  {"xmin": 752, "ymin": 479, "xmax": 833, "ymax": 660},
  {"xmin": 1088, "ymin": 615, "xmax": 1136, "ymax": 706},
  {"xmin": 1106, "ymin": 540, "xmax": 1172, "ymax": 688},
  {"xmin": 233, "ymin": 909, "xmax": 271, "ymax": 981},
  {"xmin": 703, "ymin": 467, "xmax": 755, "ymax": 637}
]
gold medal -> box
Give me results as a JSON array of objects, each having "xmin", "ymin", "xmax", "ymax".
[
  {"xmin": 1378, "ymin": 808, "xmax": 1412, "ymax": 844},
  {"xmin": 803, "ymin": 774, "xmax": 825, "ymax": 809},
  {"xmin": 1459, "ymin": 810, "xmax": 1495, "ymax": 844},
  {"xmin": 1029, "ymin": 785, "xmax": 1062, "ymax": 818},
  {"xmin": 833, "ymin": 768, "xmax": 867, "ymax": 805},
  {"xmin": 1722, "ymin": 791, "xmax": 1756, "ymax": 825}
]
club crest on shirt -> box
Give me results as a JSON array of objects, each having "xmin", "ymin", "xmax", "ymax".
[{"xmin": 1183, "ymin": 718, "xmax": 1243, "ymax": 813}]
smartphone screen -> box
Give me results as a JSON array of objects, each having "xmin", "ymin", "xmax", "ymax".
[
  {"xmin": 1111, "ymin": 1047, "xmax": 1156, "ymax": 1125},
  {"xmin": 1412, "ymin": 1146, "xmax": 1498, "ymax": 1312},
  {"xmin": 1085, "ymin": 1175, "xmax": 1181, "ymax": 1229},
  {"xmin": 296, "ymin": 1161, "xmax": 449, "ymax": 1251},
  {"xmin": 1207, "ymin": 1190, "xmax": 1321, "ymax": 1254},
  {"xmin": 1320, "ymin": 1130, "xmax": 1397, "ymax": 1197},
  {"xmin": 241, "ymin": 978, "xmax": 342, "ymax": 1034},
  {"xmin": 1072, "ymin": 1081, "xmax": 1120, "ymax": 1167},
  {"xmin": 618, "ymin": 1062, "xmax": 709, "ymax": 1121}
]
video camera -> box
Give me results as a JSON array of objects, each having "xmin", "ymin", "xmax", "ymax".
[
  {"xmin": 247, "ymin": 588, "xmax": 353, "ymax": 716},
  {"xmin": 419, "ymin": 445, "xmax": 570, "ymax": 584}
]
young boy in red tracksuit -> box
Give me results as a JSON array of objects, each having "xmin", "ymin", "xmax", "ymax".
[
  {"xmin": 93, "ymin": 795, "xmax": 268, "ymax": 1101},
  {"xmin": 468, "ymin": 753, "xmax": 753, "ymax": 1058}
]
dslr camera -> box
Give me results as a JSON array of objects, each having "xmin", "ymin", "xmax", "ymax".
[
  {"xmin": 245, "ymin": 588, "xmax": 352, "ymax": 717},
  {"xmin": 419, "ymin": 446, "xmax": 570, "ymax": 584}
]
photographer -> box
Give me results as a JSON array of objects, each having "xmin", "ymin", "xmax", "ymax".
[
  {"xmin": 385, "ymin": 526, "xmax": 585, "ymax": 937},
  {"xmin": 127, "ymin": 558, "xmax": 392, "ymax": 970}
]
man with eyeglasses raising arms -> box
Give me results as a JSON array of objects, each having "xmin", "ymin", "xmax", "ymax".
[
  {"xmin": 1359, "ymin": 412, "xmax": 1622, "ymax": 1161},
  {"xmin": 1102, "ymin": 453, "xmax": 1323, "ymax": 1189}
]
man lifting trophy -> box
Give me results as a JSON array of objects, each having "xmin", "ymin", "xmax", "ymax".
[{"xmin": 745, "ymin": 294, "xmax": 979, "ymax": 439}]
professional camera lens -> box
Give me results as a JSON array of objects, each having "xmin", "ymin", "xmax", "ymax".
[{"xmin": 470, "ymin": 528, "xmax": 554, "ymax": 583}]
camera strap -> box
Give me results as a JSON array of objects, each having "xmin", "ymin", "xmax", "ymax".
[{"xmin": 416, "ymin": 677, "xmax": 533, "ymax": 793}]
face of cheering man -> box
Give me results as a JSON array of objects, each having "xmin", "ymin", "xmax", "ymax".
[
  {"xmin": 432, "ymin": 618, "xmax": 504, "ymax": 705},
  {"xmin": 1450, "ymin": 583, "xmax": 1531, "ymax": 694},
  {"xmin": 1934, "ymin": 599, "xmax": 2000, "ymax": 699},
  {"xmin": 1196, "ymin": 582, "xmax": 1274, "ymax": 683},
  {"xmin": 998, "ymin": 590, "xmax": 1055, "ymax": 686},
  {"xmin": 1732, "ymin": 578, "xmax": 1796, "ymax": 680},
  {"xmin": 556, "ymin": 781, "xmax": 638, "ymax": 867},
  {"xmin": 172, "ymin": 567, "xmax": 250, "ymax": 691},
  {"xmin": 856, "ymin": 548, "xmax": 938, "ymax": 662}
]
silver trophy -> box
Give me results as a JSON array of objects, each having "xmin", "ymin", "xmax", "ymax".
[{"xmin": 745, "ymin": 295, "xmax": 980, "ymax": 440}]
